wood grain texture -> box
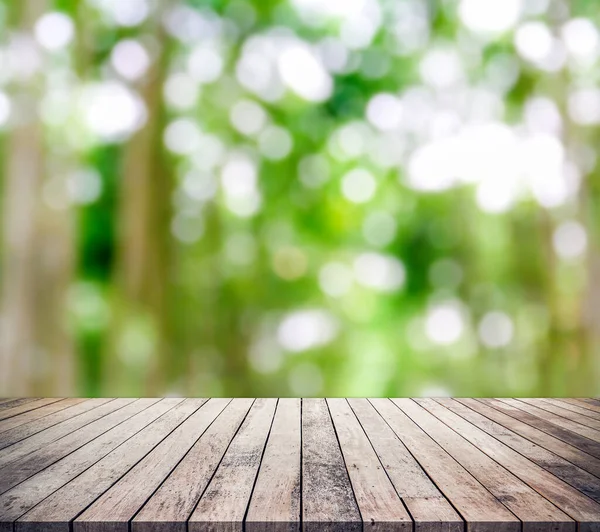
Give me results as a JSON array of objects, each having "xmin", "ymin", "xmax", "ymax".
[
  {"xmin": 572, "ymin": 399, "xmax": 600, "ymax": 413},
  {"xmin": 0, "ymin": 398, "xmax": 112, "ymax": 450},
  {"xmin": 370, "ymin": 398, "xmax": 520, "ymax": 532},
  {"xmin": 519, "ymin": 399, "xmax": 600, "ymax": 429},
  {"xmin": 16, "ymin": 398, "xmax": 194, "ymax": 532},
  {"xmin": 0, "ymin": 399, "xmax": 39, "ymax": 411},
  {"xmin": 349, "ymin": 399, "xmax": 463, "ymax": 532},
  {"xmin": 0, "ymin": 398, "xmax": 86, "ymax": 434},
  {"xmin": 74, "ymin": 399, "xmax": 218, "ymax": 532},
  {"xmin": 133, "ymin": 399, "xmax": 254, "ymax": 532},
  {"xmin": 0, "ymin": 398, "xmax": 120, "ymax": 462},
  {"xmin": 439, "ymin": 399, "xmax": 600, "ymax": 502},
  {"xmin": 402, "ymin": 398, "xmax": 574, "ymax": 532},
  {"xmin": 188, "ymin": 398, "xmax": 277, "ymax": 532},
  {"xmin": 0, "ymin": 398, "xmax": 149, "ymax": 494},
  {"xmin": 481, "ymin": 399, "xmax": 600, "ymax": 459},
  {"xmin": 505, "ymin": 399, "xmax": 600, "ymax": 443},
  {"xmin": 460, "ymin": 399, "xmax": 600, "ymax": 479},
  {"xmin": 0, "ymin": 398, "xmax": 173, "ymax": 532},
  {"xmin": 245, "ymin": 398, "xmax": 301, "ymax": 532},
  {"xmin": 0, "ymin": 398, "xmax": 63, "ymax": 422},
  {"xmin": 0, "ymin": 397, "xmax": 598, "ymax": 532},
  {"xmin": 547, "ymin": 399, "xmax": 600, "ymax": 422},
  {"xmin": 328, "ymin": 398, "xmax": 412, "ymax": 532},
  {"xmin": 414, "ymin": 399, "xmax": 600, "ymax": 532},
  {"xmin": 302, "ymin": 398, "xmax": 361, "ymax": 532}
]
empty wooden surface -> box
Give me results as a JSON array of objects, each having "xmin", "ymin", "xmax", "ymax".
[{"xmin": 0, "ymin": 398, "xmax": 599, "ymax": 532}]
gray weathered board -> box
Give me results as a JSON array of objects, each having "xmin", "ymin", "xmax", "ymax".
[{"xmin": 0, "ymin": 398, "xmax": 599, "ymax": 532}]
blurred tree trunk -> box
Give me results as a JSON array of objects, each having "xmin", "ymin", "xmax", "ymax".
[
  {"xmin": 0, "ymin": 108, "xmax": 44, "ymax": 396},
  {"xmin": 580, "ymin": 153, "xmax": 600, "ymax": 394},
  {"xmin": 0, "ymin": 0, "xmax": 75, "ymax": 396},
  {"xmin": 36, "ymin": 180, "xmax": 76, "ymax": 396},
  {"xmin": 108, "ymin": 7, "xmax": 173, "ymax": 396}
]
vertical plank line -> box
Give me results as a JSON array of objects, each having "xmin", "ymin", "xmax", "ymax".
[
  {"xmin": 184, "ymin": 399, "xmax": 257, "ymax": 532},
  {"xmin": 300, "ymin": 397, "xmax": 303, "ymax": 532},
  {"xmin": 242, "ymin": 398, "xmax": 279, "ymax": 532},
  {"xmin": 127, "ymin": 399, "xmax": 234, "ymax": 532},
  {"xmin": 324, "ymin": 398, "xmax": 363, "ymax": 527},
  {"xmin": 61, "ymin": 399, "xmax": 201, "ymax": 530},
  {"xmin": 346, "ymin": 399, "xmax": 415, "ymax": 532}
]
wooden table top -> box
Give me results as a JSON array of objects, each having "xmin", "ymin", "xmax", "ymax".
[{"xmin": 0, "ymin": 398, "xmax": 599, "ymax": 532}]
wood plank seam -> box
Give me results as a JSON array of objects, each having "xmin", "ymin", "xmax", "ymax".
[
  {"xmin": 350, "ymin": 399, "xmax": 464, "ymax": 532},
  {"xmin": 0, "ymin": 398, "xmax": 115, "ymax": 451},
  {"xmin": 10, "ymin": 398, "xmax": 199, "ymax": 532},
  {"xmin": 242, "ymin": 398, "xmax": 284, "ymax": 529},
  {"xmin": 475, "ymin": 399, "xmax": 600, "ymax": 460},
  {"xmin": 396, "ymin": 399, "xmax": 574, "ymax": 532},
  {"xmin": 412, "ymin": 399, "xmax": 600, "ymax": 532},
  {"xmin": 435, "ymin": 399, "xmax": 600, "ymax": 502},
  {"xmin": 71, "ymin": 399, "xmax": 214, "ymax": 532},
  {"xmin": 368, "ymin": 398, "xmax": 521, "ymax": 532},
  {"xmin": 300, "ymin": 398, "xmax": 303, "ymax": 532},
  {"xmin": 0, "ymin": 399, "xmax": 64, "ymax": 423},
  {"xmin": 0, "ymin": 398, "xmax": 163, "ymax": 495},
  {"xmin": 325, "ymin": 399, "xmax": 363, "ymax": 526},
  {"xmin": 127, "ymin": 399, "xmax": 235, "ymax": 526},
  {"xmin": 507, "ymin": 399, "xmax": 600, "ymax": 442},
  {"xmin": 518, "ymin": 400, "xmax": 600, "ymax": 430},
  {"xmin": 132, "ymin": 398, "xmax": 255, "ymax": 532},
  {"xmin": 0, "ymin": 399, "xmax": 88, "ymax": 436},
  {"xmin": 0, "ymin": 398, "xmax": 125, "ymax": 460},
  {"xmin": 0, "ymin": 399, "xmax": 139, "ymax": 485},
  {"xmin": 187, "ymin": 398, "xmax": 278, "ymax": 532},
  {"xmin": 367, "ymin": 398, "xmax": 469, "ymax": 527},
  {"xmin": 343, "ymin": 399, "xmax": 415, "ymax": 528},
  {"xmin": 1, "ymin": 398, "xmax": 599, "ymax": 532},
  {"xmin": 0, "ymin": 398, "xmax": 186, "ymax": 531},
  {"xmin": 170, "ymin": 399, "xmax": 257, "ymax": 530},
  {"xmin": 455, "ymin": 399, "xmax": 600, "ymax": 481}
]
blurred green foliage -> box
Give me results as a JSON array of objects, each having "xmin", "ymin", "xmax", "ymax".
[{"xmin": 0, "ymin": 0, "xmax": 599, "ymax": 397}]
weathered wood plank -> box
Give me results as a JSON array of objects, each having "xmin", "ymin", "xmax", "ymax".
[
  {"xmin": 414, "ymin": 398, "xmax": 600, "ymax": 532},
  {"xmin": 521, "ymin": 399, "xmax": 600, "ymax": 429},
  {"xmin": 0, "ymin": 399, "xmax": 39, "ymax": 411},
  {"xmin": 0, "ymin": 398, "xmax": 112, "ymax": 451},
  {"xmin": 399, "ymin": 398, "xmax": 574, "ymax": 532},
  {"xmin": 561, "ymin": 399, "xmax": 600, "ymax": 414},
  {"xmin": 438, "ymin": 399, "xmax": 600, "ymax": 502},
  {"xmin": 74, "ymin": 399, "xmax": 224, "ymax": 532},
  {"xmin": 0, "ymin": 398, "xmax": 86, "ymax": 434},
  {"xmin": 480, "ymin": 399, "xmax": 600, "ymax": 459},
  {"xmin": 187, "ymin": 398, "xmax": 277, "ymax": 532},
  {"xmin": 328, "ymin": 398, "xmax": 412, "ymax": 532},
  {"xmin": 371, "ymin": 398, "xmax": 520, "ymax": 532},
  {"xmin": 349, "ymin": 398, "xmax": 463, "ymax": 532},
  {"xmin": 574, "ymin": 399, "xmax": 600, "ymax": 412},
  {"xmin": 133, "ymin": 399, "xmax": 254, "ymax": 532},
  {"xmin": 0, "ymin": 398, "xmax": 175, "ymax": 532},
  {"xmin": 461, "ymin": 399, "xmax": 600, "ymax": 479},
  {"xmin": 0, "ymin": 398, "xmax": 145, "ymax": 494},
  {"xmin": 503, "ymin": 399, "xmax": 600, "ymax": 443},
  {"xmin": 1, "ymin": 397, "xmax": 599, "ymax": 532},
  {"xmin": 0, "ymin": 398, "xmax": 126, "ymax": 467},
  {"xmin": 15, "ymin": 399, "xmax": 198, "ymax": 532},
  {"xmin": 245, "ymin": 398, "xmax": 301, "ymax": 532},
  {"xmin": 302, "ymin": 398, "xmax": 362, "ymax": 532},
  {"xmin": 0, "ymin": 398, "xmax": 63, "ymax": 422},
  {"xmin": 547, "ymin": 399, "xmax": 600, "ymax": 421}
]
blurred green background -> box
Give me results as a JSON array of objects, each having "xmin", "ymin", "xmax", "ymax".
[{"xmin": 0, "ymin": 0, "xmax": 599, "ymax": 398}]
